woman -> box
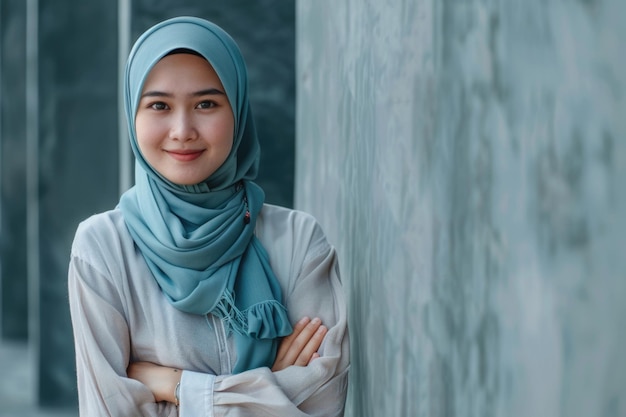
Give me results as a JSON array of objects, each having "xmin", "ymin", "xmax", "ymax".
[{"xmin": 68, "ymin": 16, "xmax": 349, "ymax": 416}]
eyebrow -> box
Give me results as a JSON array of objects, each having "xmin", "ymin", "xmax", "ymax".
[{"xmin": 140, "ymin": 88, "xmax": 226, "ymax": 99}]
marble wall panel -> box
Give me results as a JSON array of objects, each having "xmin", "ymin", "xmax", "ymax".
[
  {"xmin": 34, "ymin": 0, "xmax": 119, "ymax": 406},
  {"xmin": 0, "ymin": 0, "xmax": 28, "ymax": 340}
]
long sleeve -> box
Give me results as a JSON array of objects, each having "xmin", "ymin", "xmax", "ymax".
[
  {"xmin": 178, "ymin": 207, "xmax": 350, "ymax": 417},
  {"xmin": 69, "ymin": 255, "xmax": 177, "ymax": 417}
]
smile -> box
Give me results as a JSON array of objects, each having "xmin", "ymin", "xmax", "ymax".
[{"xmin": 165, "ymin": 149, "xmax": 205, "ymax": 162}]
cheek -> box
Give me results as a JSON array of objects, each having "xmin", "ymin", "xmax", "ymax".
[
  {"xmin": 220, "ymin": 120, "xmax": 236, "ymax": 151},
  {"xmin": 218, "ymin": 115, "xmax": 236, "ymax": 150},
  {"xmin": 201, "ymin": 113, "xmax": 235, "ymax": 154},
  {"xmin": 135, "ymin": 116, "xmax": 163, "ymax": 150}
]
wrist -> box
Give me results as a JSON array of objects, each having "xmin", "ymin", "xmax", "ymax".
[{"xmin": 157, "ymin": 368, "xmax": 182, "ymax": 403}]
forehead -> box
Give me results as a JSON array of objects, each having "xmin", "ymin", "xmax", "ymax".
[{"xmin": 142, "ymin": 53, "xmax": 224, "ymax": 90}]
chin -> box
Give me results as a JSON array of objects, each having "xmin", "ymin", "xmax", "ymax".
[{"xmin": 163, "ymin": 171, "xmax": 209, "ymax": 186}]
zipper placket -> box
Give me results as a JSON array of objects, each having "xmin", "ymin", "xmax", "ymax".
[{"xmin": 209, "ymin": 314, "xmax": 232, "ymax": 374}]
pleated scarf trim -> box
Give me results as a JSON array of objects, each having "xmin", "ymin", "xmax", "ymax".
[{"xmin": 213, "ymin": 291, "xmax": 290, "ymax": 339}]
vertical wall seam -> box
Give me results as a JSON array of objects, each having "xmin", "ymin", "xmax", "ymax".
[
  {"xmin": 118, "ymin": 0, "xmax": 131, "ymax": 195},
  {"xmin": 25, "ymin": 0, "xmax": 39, "ymax": 402},
  {"xmin": 0, "ymin": 0, "xmax": 5, "ymax": 332}
]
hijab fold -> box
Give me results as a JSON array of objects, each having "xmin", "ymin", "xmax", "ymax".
[{"xmin": 118, "ymin": 16, "xmax": 292, "ymax": 373}]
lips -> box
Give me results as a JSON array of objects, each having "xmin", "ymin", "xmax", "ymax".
[{"xmin": 165, "ymin": 149, "xmax": 205, "ymax": 162}]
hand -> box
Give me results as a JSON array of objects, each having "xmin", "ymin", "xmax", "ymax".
[
  {"xmin": 272, "ymin": 317, "xmax": 327, "ymax": 372},
  {"xmin": 127, "ymin": 361, "xmax": 181, "ymax": 403}
]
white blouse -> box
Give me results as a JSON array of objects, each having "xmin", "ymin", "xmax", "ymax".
[{"xmin": 68, "ymin": 204, "xmax": 349, "ymax": 416}]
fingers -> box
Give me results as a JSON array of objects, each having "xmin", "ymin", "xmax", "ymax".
[
  {"xmin": 272, "ymin": 317, "xmax": 327, "ymax": 371},
  {"xmin": 294, "ymin": 324, "xmax": 326, "ymax": 366},
  {"xmin": 275, "ymin": 316, "xmax": 311, "ymax": 359},
  {"xmin": 308, "ymin": 352, "xmax": 320, "ymax": 365}
]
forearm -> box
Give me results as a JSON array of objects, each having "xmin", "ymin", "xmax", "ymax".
[{"xmin": 127, "ymin": 362, "xmax": 182, "ymax": 404}]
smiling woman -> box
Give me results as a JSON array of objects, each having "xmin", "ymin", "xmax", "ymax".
[{"xmin": 67, "ymin": 16, "xmax": 349, "ymax": 417}]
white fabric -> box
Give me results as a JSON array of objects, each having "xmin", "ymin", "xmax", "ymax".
[
  {"xmin": 68, "ymin": 204, "xmax": 349, "ymax": 417},
  {"xmin": 179, "ymin": 371, "xmax": 215, "ymax": 416}
]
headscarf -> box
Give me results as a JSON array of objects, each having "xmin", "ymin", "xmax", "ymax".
[{"xmin": 118, "ymin": 16, "xmax": 292, "ymax": 373}]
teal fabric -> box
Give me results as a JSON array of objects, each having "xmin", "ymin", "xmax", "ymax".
[{"xmin": 118, "ymin": 16, "xmax": 292, "ymax": 373}]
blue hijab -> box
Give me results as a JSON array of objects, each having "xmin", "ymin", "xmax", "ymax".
[{"xmin": 118, "ymin": 16, "xmax": 292, "ymax": 373}]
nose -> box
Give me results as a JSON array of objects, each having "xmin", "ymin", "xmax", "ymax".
[{"xmin": 169, "ymin": 111, "xmax": 198, "ymax": 142}]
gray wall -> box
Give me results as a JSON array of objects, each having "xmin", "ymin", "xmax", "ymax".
[{"xmin": 296, "ymin": 1, "xmax": 626, "ymax": 416}]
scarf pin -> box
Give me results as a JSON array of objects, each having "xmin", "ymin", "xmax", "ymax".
[{"xmin": 238, "ymin": 181, "xmax": 251, "ymax": 225}]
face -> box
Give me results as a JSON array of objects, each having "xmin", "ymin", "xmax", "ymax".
[{"xmin": 135, "ymin": 53, "xmax": 235, "ymax": 186}]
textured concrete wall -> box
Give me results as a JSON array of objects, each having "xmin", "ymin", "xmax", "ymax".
[{"xmin": 296, "ymin": 1, "xmax": 626, "ymax": 416}]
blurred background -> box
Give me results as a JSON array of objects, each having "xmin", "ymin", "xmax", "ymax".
[
  {"xmin": 0, "ymin": 0, "xmax": 294, "ymax": 415},
  {"xmin": 1, "ymin": 0, "xmax": 625, "ymax": 416}
]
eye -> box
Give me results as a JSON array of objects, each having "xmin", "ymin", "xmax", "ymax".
[
  {"xmin": 149, "ymin": 101, "xmax": 169, "ymax": 111},
  {"xmin": 196, "ymin": 100, "xmax": 217, "ymax": 110}
]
